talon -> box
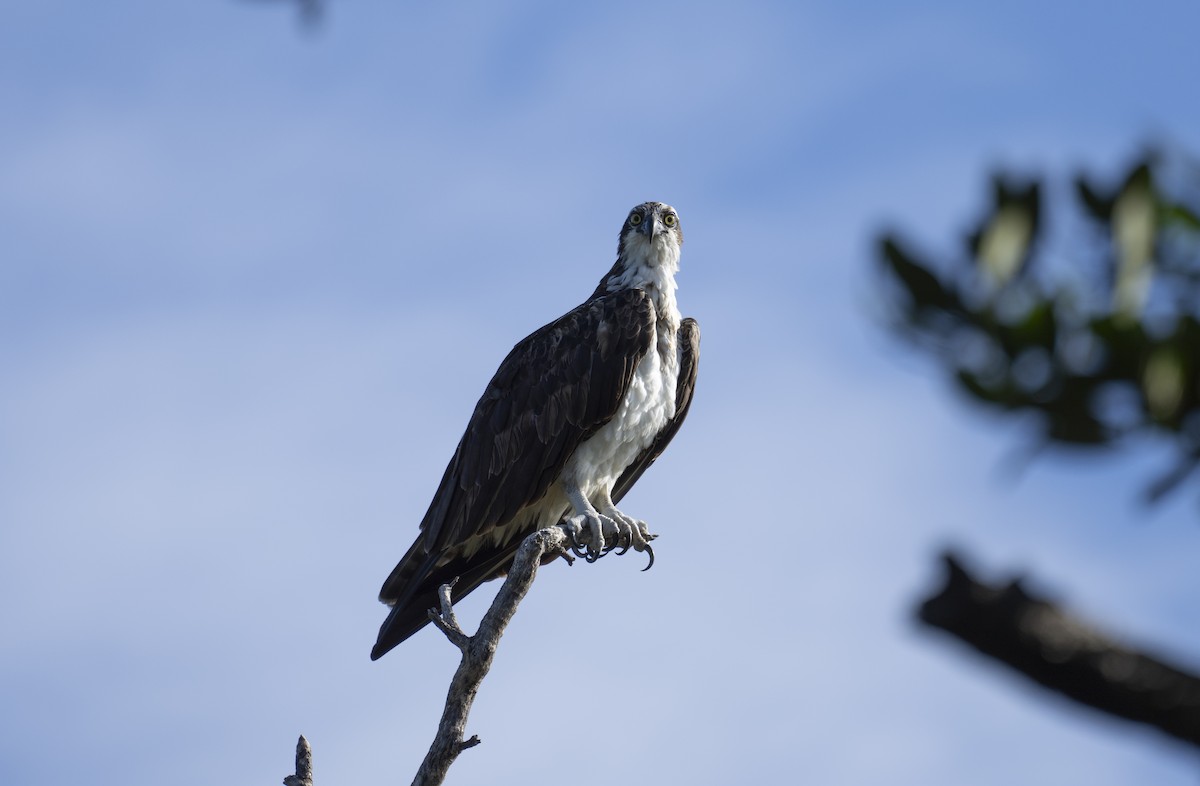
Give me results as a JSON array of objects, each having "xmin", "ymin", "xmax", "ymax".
[
  {"xmin": 640, "ymin": 543, "xmax": 655, "ymax": 572},
  {"xmin": 613, "ymin": 528, "xmax": 632, "ymax": 555},
  {"xmin": 564, "ymin": 503, "xmax": 658, "ymax": 569},
  {"xmin": 562, "ymin": 522, "xmax": 594, "ymax": 560}
]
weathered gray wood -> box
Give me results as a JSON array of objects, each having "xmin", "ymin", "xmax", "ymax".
[
  {"xmin": 277, "ymin": 527, "xmax": 571, "ymax": 786},
  {"xmin": 282, "ymin": 735, "xmax": 313, "ymax": 786},
  {"xmin": 411, "ymin": 526, "xmax": 569, "ymax": 786}
]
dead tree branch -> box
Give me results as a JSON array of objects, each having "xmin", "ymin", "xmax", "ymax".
[
  {"xmin": 277, "ymin": 527, "xmax": 571, "ymax": 786},
  {"xmin": 282, "ymin": 735, "xmax": 313, "ymax": 786},
  {"xmin": 917, "ymin": 551, "xmax": 1200, "ymax": 748},
  {"xmin": 411, "ymin": 526, "xmax": 570, "ymax": 786}
]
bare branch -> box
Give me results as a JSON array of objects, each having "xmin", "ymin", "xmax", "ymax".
[
  {"xmin": 426, "ymin": 579, "xmax": 470, "ymax": 650},
  {"xmin": 282, "ymin": 735, "xmax": 313, "ymax": 786},
  {"xmin": 276, "ymin": 527, "xmax": 572, "ymax": 786},
  {"xmin": 918, "ymin": 551, "xmax": 1200, "ymax": 749},
  {"xmin": 412, "ymin": 526, "xmax": 569, "ymax": 786},
  {"xmin": 427, "ymin": 607, "xmax": 470, "ymax": 651},
  {"xmin": 436, "ymin": 580, "xmax": 459, "ymax": 626}
]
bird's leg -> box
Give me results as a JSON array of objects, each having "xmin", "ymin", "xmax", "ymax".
[
  {"xmin": 594, "ymin": 488, "xmax": 657, "ymax": 568},
  {"xmin": 560, "ymin": 482, "xmax": 619, "ymax": 562}
]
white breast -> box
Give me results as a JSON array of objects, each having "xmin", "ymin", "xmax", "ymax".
[{"xmin": 563, "ymin": 320, "xmax": 680, "ymax": 497}]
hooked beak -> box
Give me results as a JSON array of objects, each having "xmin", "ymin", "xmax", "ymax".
[{"xmin": 639, "ymin": 214, "xmax": 662, "ymax": 244}]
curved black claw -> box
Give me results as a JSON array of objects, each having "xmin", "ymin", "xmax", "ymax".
[
  {"xmin": 640, "ymin": 542, "xmax": 656, "ymax": 572},
  {"xmin": 564, "ymin": 528, "xmax": 591, "ymax": 560},
  {"xmin": 612, "ymin": 529, "xmax": 632, "ymax": 555}
]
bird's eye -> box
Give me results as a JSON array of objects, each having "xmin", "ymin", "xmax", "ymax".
[
  {"xmin": 663, "ymin": 213, "xmax": 677, "ymax": 228},
  {"xmin": 629, "ymin": 213, "xmax": 643, "ymax": 226}
]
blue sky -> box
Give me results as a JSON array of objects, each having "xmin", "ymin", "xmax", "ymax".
[{"xmin": 3, "ymin": 2, "xmax": 1200, "ymax": 784}]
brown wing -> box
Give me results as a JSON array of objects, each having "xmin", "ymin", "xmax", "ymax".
[
  {"xmin": 370, "ymin": 289, "xmax": 657, "ymax": 659},
  {"xmin": 611, "ymin": 317, "xmax": 700, "ymax": 504}
]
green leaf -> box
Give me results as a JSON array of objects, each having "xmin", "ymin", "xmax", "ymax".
[
  {"xmin": 1160, "ymin": 201, "xmax": 1200, "ymax": 232},
  {"xmin": 878, "ymin": 235, "xmax": 958, "ymax": 312},
  {"xmin": 1074, "ymin": 175, "xmax": 1113, "ymax": 223}
]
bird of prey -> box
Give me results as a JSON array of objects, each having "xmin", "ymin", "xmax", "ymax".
[{"xmin": 371, "ymin": 201, "xmax": 700, "ymax": 660}]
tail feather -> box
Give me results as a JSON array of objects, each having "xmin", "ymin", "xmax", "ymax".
[
  {"xmin": 378, "ymin": 538, "xmax": 428, "ymax": 606},
  {"xmin": 369, "ymin": 541, "xmax": 523, "ymax": 660}
]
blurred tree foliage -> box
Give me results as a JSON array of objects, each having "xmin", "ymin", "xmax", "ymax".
[
  {"xmin": 878, "ymin": 148, "xmax": 1200, "ymax": 504},
  {"xmin": 239, "ymin": 0, "xmax": 324, "ymax": 27}
]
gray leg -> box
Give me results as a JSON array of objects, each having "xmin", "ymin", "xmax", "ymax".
[
  {"xmin": 560, "ymin": 481, "xmax": 619, "ymax": 561},
  {"xmin": 594, "ymin": 488, "xmax": 657, "ymax": 570}
]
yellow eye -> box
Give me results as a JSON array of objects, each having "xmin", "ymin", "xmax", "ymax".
[
  {"xmin": 663, "ymin": 213, "xmax": 677, "ymax": 228},
  {"xmin": 629, "ymin": 213, "xmax": 643, "ymax": 226}
]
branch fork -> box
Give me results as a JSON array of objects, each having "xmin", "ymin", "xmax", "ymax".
[
  {"xmin": 279, "ymin": 526, "xmax": 576, "ymax": 786},
  {"xmin": 410, "ymin": 526, "xmax": 570, "ymax": 786}
]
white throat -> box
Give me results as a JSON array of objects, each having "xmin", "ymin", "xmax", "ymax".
[{"xmin": 606, "ymin": 234, "xmax": 681, "ymax": 323}]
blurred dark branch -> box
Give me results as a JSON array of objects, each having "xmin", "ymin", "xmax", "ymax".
[
  {"xmin": 918, "ymin": 552, "xmax": 1200, "ymax": 749},
  {"xmin": 239, "ymin": 0, "xmax": 324, "ymax": 28}
]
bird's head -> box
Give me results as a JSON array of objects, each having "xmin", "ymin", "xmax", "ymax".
[
  {"xmin": 618, "ymin": 201, "xmax": 683, "ymax": 268},
  {"xmin": 598, "ymin": 201, "xmax": 684, "ymax": 299}
]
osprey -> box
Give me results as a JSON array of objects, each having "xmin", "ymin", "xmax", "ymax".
[{"xmin": 371, "ymin": 201, "xmax": 700, "ymax": 660}]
